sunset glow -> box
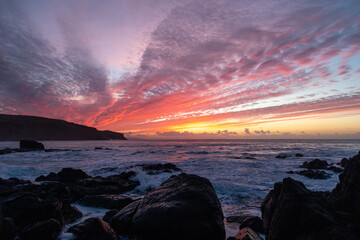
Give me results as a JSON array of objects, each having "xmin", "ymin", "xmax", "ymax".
[{"xmin": 1, "ymin": 0, "xmax": 360, "ymax": 138}]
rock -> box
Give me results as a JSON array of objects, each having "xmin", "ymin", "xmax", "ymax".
[
  {"xmin": 261, "ymin": 178, "xmax": 341, "ymax": 240},
  {"xmin": 2, "ymin": 196, "xmax": 78, "ymax": 228},
  {"xmin": 330, "ymin": 151, "xmax": 360, "ymax": 219},
  {"xmin": 133, "ymin": 163, "xmax": 182, "ymax": 175},
  {"xmin": 77, "ymin": 194, "xmax": 134, "ymax": 210},
  {"xmin": 295, "ymin": 153, "xmax": 304, "ymax": 157},
  {"xmin": 226, "ymin": 215, "xmax": 250, "ymax": 224},
  {"xmin": 337, "ymin": 157, "xmax": 349, "ymax": 168},
  {"xmin": 111, "ymin": 173, "xmax": 225, "ymax": 240},
  {"xmin": 275, "ymin": 154, "xmax": 290, "ymax": 159},
  {"xmin": 296, "ymin": 169, "xmax": 331, "ymax": 179},
  {"xmin": 35, "ymin": 168, "xmax": 90, "ymax": 182},
  {"xmin": 300, "ymin": 159, "xmax": 329, "ymax": 169},
  {"xmin": 20, "ymin": 219, "xmax": 62, "ymax": 240},
  {"xmin": 0, "ymin": 218, "xmax": 16, "ymax": 240},
  {"xmin": 102, "ymin": 209, "xmax": 119, "ymax": 223},
  {"xmin": 234, "ymin": 227, "xmax": 263, "ymax": 240},
  {"xmin": 20, "ymin": 140, "xmax": 45, "ymax": 150},
  {"xmin": 239, "ymin": 216, "xmax": 264, "ymax": 234},
  {"xmin": 0, "ymin": 148, "xmax": 14, "ymax": 155},
  {"xmin": 69, "ymin": 218, "xmax": 118, "ymax": 240},
  {"xmin": 327, "ymin": 165, "xmax": 343, "ymax": 173}
]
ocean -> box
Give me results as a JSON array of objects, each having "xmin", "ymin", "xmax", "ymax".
[{"xmin": 1, "ymin": 139, "xmax": 360, "ymax": 238}]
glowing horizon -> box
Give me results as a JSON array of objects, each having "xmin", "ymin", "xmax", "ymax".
[{"xmin": 0, "ymin": 0, "xmax": 360, "ymax": 139}]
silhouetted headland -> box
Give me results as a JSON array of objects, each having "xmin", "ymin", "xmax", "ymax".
[{"xmin": 0, "ymin": 114, "xmax": 126, "ymax": 141}]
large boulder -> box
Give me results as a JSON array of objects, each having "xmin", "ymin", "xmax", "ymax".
[
  {"xmin": 35, "ymin": 168, "xmax": 90, "ymax": 182},
  {"xmin": 239, "ymin": 216, "xmax": 264, "ymax": 234},
  {"xmin": 261, "ymin": 178, "xmax": 340, "ymax": 240},
  {"xmin": 111, "ymin": 173, "xmax": 225, "ymax": 240},
  {"xmin": 69, "ymin": 218, "xmax": 118, "ymax": 240},
  {"xmin": 20, "ymin": 140, "xmax": 45, "ymax": 150}
]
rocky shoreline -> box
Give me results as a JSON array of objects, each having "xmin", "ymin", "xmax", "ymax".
[{"xmin": 0, "ymin": 141, "xmax": 359, "ymax": 240}]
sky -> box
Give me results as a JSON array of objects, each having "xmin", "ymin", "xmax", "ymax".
[{"xmin": 0, "ymin": 0, "xmax": 359, "ymax": 139}]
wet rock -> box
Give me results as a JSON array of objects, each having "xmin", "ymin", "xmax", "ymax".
[
  {"xmin": 111, "ymin": 173, "xmax": 225, "ymax": 240},
  {"xmin": 78, "ymin": 194, "xmax": 134, "ymax": 210},
  {"xmin": 300, "ymin": 159, "xmax": 329, "ymax": 169},
  {"xmin": 102, "ymin": 209, "xmax": 119, "ymax": 223},
  {"xmin": 239, "ymin": 216, "xmax": 264, "ymax": 234},
  {"xmin": 0, "ymin": 148, "xmax": 14, "ymax": 155},
  {"xmin": 295, "ymin": 153, "xmax": 304, "ymax": 157},
  {"xmin": 35, "ymin": 168, "xmax": 90, "ymax": 182},
  {"xmin": 62, "ymin": 204, "xmax": 82, "ymax": 224},
  {"xmin": 20, "ymin": 219, "xmax": 62, "ymax": 240},
  {"xmin": 275, "ymin": 154, "xmax": 290, "ymax": 159},
  {"xmin": 0, "ymin": 217, "xmax": 16, "ymax": 240},
  {"xmin": 69, "ymin": 217, "xmax": 118, "ymax": 240},
  {"xmin": 261, "ymin": 178, "xmax": 340, "ymax": 240},
  {"xmin": 234, "ymin": 227, "xmax": 263, "ymax": 240},
  {"xmin": 20, "ymin": 140, "xmax": 45, "ymax": 150}
]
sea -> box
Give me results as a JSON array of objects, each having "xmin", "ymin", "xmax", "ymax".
[{"xmin": 1, "ymin": 139, "xmax": 360, "ymax": 238}]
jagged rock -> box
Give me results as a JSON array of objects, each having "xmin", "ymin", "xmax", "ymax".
[
  {"xmin": 297, "ymin": 169, "xmax": 331, "ymax": 179},
  {"xmin": 330, "ymin": 151, "xmax": 360, "ymax": 219},
  {"xmin": 20, "ymin": 140, "xmax": 45, "ymax": 150},
  {"xmin": 102, "ymin": 209, "xmax": 119, "ymax": 223},
  {"xmin": 327, "ymin": 166, "xmax": 343, "ymax": 173},
  {"xmin": 239, "ymin": 216, "xmax": 264, "ymax": 234},
  {"xmin": 35, "ymin": 168, "xmax": 90, "ymax": 182},
  {"xmin": 69, "ymin": 218, "xmax": 118, "ymax": 240},
  {"xmin": 261, "ymin": 178, "xmax": 340, "ymax": 240},
  {"xmin": 133, "ymin": 163, "xmax": 182, "ymax": 175},
  {"xmin": 300, "ymin": 159, "xmax": 329, "ymax": 169},
  {"xmin": 20, "ymin": 219, "xmax": 62, "ymax": 240},
  {"xmin": 111, "ymin": 173, "xmax": 225, "ymax": 240},
  {"xmin": 337, "ymin": 157, "xmax": 349, "ymax": 168},
  {"xmin": 295, "ymin": 153, "xmax": 304, "ymax": 157},
  {"xmin": 77, "ymin": 194, "xmax": 134, "ymax": 210}
]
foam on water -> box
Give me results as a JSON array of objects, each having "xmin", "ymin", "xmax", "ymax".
[{"xmin": 1, "ymin": 139, "xmax": 360, "ymax": 237}]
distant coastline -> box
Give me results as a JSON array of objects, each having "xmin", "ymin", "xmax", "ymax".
[{"xmin": 0, "ymin": 114, "xmax": 127, "ymax": 141}]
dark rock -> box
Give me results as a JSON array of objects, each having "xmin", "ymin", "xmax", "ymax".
[
  {"xmin": 36, "ymin": 168, "xmax": 89, "ymax": 182},
  {"xmin": 62, "ymin": 204, "xmax": 82, "ymax": 224},
  {"xmin": 0, "ymin": 148, "xmax": 14, "ymax": 155},
  {"xmin": 327, "ymin": 165, "xmax": 343, "ymax": 173},
  {"xmin": 295, "ymin": 153, "xmax": 304, "ymax": 157},
  {"xmin": 134, "ymin": 163, "xmax": 182, "ymax": 175},
  {"xmin": 0, "ymin": 218, "xmax": 16, "ymax": 240},
  {"xmin": 77, "ymin": 194, "xmax": 134, "ymax": 210},
  {"xmin": 330, "ymin": 151, "xmax": 360, "ymax": 219},
  {"xmin": 69, "ymin": 217, "xmax": 118, "ymax": 240},
  {"xmin": 261, "ymin": 178, "xmax": 340, "ymax": 240},
  {"xmin": 102, "ymin": 209, "xmax": 119, "ymax": 223},
  {"xmin": 286, "ymin": 170, "xmax": 295, "ymax": 174},
  {"xmin": 275, "ymin": 154, "xmax": 290, "ymax": 159},
  {"xmin": 297, "ymin": 169, "xmax": 331, "ymax": 179},
  {"xmin": 20, "ymin": 219, "xmax": 62, "ymax": 240},
  {"xmin": 2, "ymin": 196, "xmax": 78, "ymax": 228},
  {"xmin": 226, "ymin": 215, "xmax": 250, "ymax": 224},
  {"xmin": 337, "ymin": 157, "xmax": 349, "ymax": 168},
  {"xmin": 20, "ymin": 140, "xmax": 45, "ymax": 150},
  {"xmin": 111, "ymin": 173, "xmax": 225, "ymax": 240},
  {"xmin": 300, "ymin": 159, "xmax": 329, "ymax": 169},
  {"xmin": 234, "ymin": 227, "xmax": 263, "ymax": 240},
  {"xmin": 239, "ymin": 216, "xmax": 264, "ymax": 234}
]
